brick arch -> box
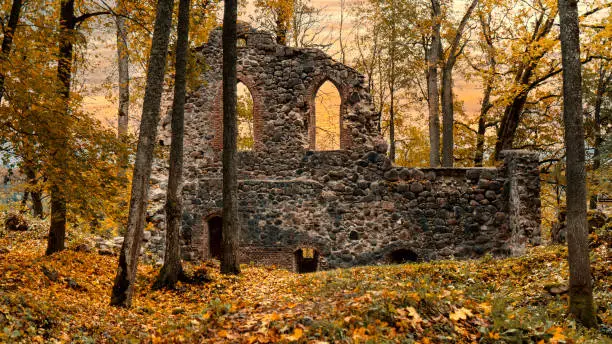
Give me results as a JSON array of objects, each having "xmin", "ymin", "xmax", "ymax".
[
  {"xmin": 211, "ymin": 74, "xmax": 264, "ymax": 151},
  {"xmin": 203, "ymin": 209, "xmax": 223, "ymax": 221},
  {"xmin": 307, "ymin": 74, "xmax": 351, "ymax": 150}
]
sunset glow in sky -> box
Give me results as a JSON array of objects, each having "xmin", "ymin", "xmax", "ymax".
[{"xmin": 80, "ymin": 0, "xmax": 482, "ymax": 131}]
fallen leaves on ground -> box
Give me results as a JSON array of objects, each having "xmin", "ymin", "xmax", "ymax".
[{"xmin": 0, "ymin": 226, "xmax": 610, "ymax": 343}]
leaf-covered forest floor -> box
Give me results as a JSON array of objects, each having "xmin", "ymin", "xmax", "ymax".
[{"xmin": 1, "ymin": 222, "xmax": 610, "ymax": 343}]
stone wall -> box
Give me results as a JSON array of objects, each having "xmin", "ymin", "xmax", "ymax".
[{"xmin": 148, "ymin": 25, "xmax": 542, "ymax": 271}]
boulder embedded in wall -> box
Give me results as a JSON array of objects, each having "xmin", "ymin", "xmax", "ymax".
[
  {"xmin": 374, "ymin": 139, "xmax": 388, "ymax": 154},
  {"xmin": 328, "ymin": 170, "xmax": 346, "ymax": 180},
  {"xmin": 151, "ymin": 188, "xmax": 166, "ymax": 202},
  {"xmin": 383, "ymin": 169, "xmax": 399, "ymax": 182},
  {"xmin": 411, "ymin": 169, "xmax": 425, "ymax": 180},
  {"xmin": 409, "ymin": 182, "xmax": 424, "ymax": 193}
]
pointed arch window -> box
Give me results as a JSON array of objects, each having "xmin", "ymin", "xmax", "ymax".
[
  {"xmin": 312, "ymin": 80, "xmax": 341, "ymax": 151},
  {"xmin": 237, "ymin": 82, "xmax": 254, "ymax": 151}
]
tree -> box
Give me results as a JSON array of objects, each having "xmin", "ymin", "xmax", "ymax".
[
  {"xmin": 352, "ymin": 2, "xmax": 385, "ymax": 128},
  {"xmin": 221, "ymin": 0, "xmax": 241, "ymax": 275},
  {"xmin": 473, "ymin": 9, "xmax": 496, "ymax": 167},
  {"xmin": 1, "ymin": 0, "xmax": 134, "ymax": 239},
  {"xmin": 558, "ymin": 0, "xmax": 597, "ymax": 328},
  {"xmin": 22, "ymin": 161, "xmax": 43, "ymax": 218},
  {"xmin": 492, "ymin": 1, "xmax": 558, "ymax": 160},
  {"xmin": 116, "ymin": 0, "xmax": 130, "ymax": 179},
  {"xmin": 490, "ymin": 1, "xmax": 611, "ymax": 160},
  {"xmin": 289, "ymin": 0, "xmax": 330, "ymax": 49},
  {"xmin": 440, "ymin": 0, "xmax": 478, "ymax": 167},
  {"xmin": 0, "ymin": 0, "xmax": 23, "ymax": 103},
  {"xmin": 47, "ymin": 0, "xmax": 79, "ymax": 255},
  {"xmin": 352, "ymin": 0, "xmax": 421, "ymax": 163},
  {"xmin": 586, "ymin": 60, "xmax": 611, "ymax": 209},
  {"xmin": 46, "ymin": 0, "xmax": 113, "ymax": 255},
  {"xmin": 386, "ymin": 0, "xmax": 398, "ymax": 162},
  {"xmin": 154, "ymin": 0, "xmax": 191, "ymax": 289},
  {"xmin": 425, "ymin": 0, "xmax": 441, "ymax": 167},
  {"xmin": 339, "ymin": 0, "xmax": 346, "ymax": 63},
  {"xmin": 252, "ymin": 0, "xmax": 293, "ymax": 45},
  {"xmin": 111, "ymin": 0, "xmax": 175, "ymax": 307},
  {"xmin": 582, "ymin": 9, "xmax": 612, "ymax": 209}
]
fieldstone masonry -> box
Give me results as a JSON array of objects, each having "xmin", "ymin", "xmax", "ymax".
[{"xmin": 148, "ymin": 24, "xmax": 542, "ymax": 271}]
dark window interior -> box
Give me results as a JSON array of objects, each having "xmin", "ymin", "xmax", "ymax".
[
  {"xmin": 389, "ymin": 248, "xmax": 418, "ymax": 264},
  {"xmin": 208, "ymin": 216, "xmax": 223, "ymax": 259},
  {"xmin": 295, "ymin": 248, "xmax": 319, "ymax": 273}
]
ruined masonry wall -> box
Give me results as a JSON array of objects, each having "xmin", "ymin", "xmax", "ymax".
[{"xmin": 147, "ymin": 25, "xmax": 541, "ymax": 270}]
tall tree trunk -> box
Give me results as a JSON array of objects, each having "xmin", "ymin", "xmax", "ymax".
[
  {"xmin": 389, "ymin": 87, "xmax": 395, "ymax": 162},
  {"xmin": 474, "ymin": 107, "xmax": 487, "ymax": 166},
  {"xmin": 0, "ymin": 0, "xmax": 23, "ymax": 103},
  {"xmin": 589, "ymin": 64, "xmax": 609, "ymax": 209},
  {"xmin": 111, "ymin": 0, "xmax": 175, "ymax": 307},
  {"xmin": 154, "ymin": 0, "xmax": 191, "ymax": 289},
  {"xmin": 388, "ymin": 4, "xmax": 396, "ymax": 163},
  {"xmin": 558, "ymin": 0, "xmax": 597, "ymax": 328},
  {"xmin": 23, "ymin": 164, "xmax": 43, "ymax": 218},
  {"xmin": 339, "ymin": 0, "xmax": 345, "ymax": 64},
  {"xmin": 440, "ymin": 0, "xmax": 478, "ymax": 167},
  {"xmin": 221, "ymin": 0, "xmax": 241, "ymax": 275},
  {"xmin": 426, "ymin": 0, "xmax": 442, "ymax": 167},
  {"xmin": 31, "ymin": 189, "xmax": 43, "ymax": 218},
  {"xmin": 47, "ymin": 185, "xmax": 66, "ymax": 254},
  {"xmin": 376, "ymin": 53, "xmax": 385, "ymax": 133},
  {"xmin": 440, "ymin": 68, "xmax": 454, "ymax": 166},
  {"xmin": 47, "ymin": 0, "xmax": 75, "ymax": 256},
  {"xmin": 494, "ymin": 93, "xmax": 528, "ymax": 159},
  {"xmin": 20, "ymin": 191, "xmax": 28, "ymax": 209},
  {"xmin": 116, "ymin": 0, "xmax": 130, "ymax": 179},
  {"xmin": 474, "ymin": 12, "xmax": 494, "ymax": 167},
  {"xmin": 275, "ymin": 17, "xmax": 287, "ymax": 45}
]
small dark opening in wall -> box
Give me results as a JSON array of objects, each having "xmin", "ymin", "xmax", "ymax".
[
  {"xmin": 294, "ymin": 248, "xmax": 319, "ymax": 273},
  {"xmin": 389, "ymin": 248, "xmax": 418, "ymax": 264},
  {"xmin": 208, "ymin": 216, "xmax": 223, "ymax": 259},
  {"xmin": 159, "ymin": 139, "xmax": 164, "ymax": 146}
]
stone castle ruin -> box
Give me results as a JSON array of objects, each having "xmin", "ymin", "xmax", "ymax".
[{"xmin": 148, "ymin": 24, "xmax": 541, "ymax": 272}]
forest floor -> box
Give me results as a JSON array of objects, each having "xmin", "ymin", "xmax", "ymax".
[{"xmin": 0, "ymin": 221, "xmax": 611, "ymax": 343}]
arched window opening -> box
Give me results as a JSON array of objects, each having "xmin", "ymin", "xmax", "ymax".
[
  {"xmin": 207, "ymin": 216, "xmax": 223, "ymax": 259},
  {"xmin": 389, "ymin": 248, "xmax": 418, "ymax": 264},
  {"xmin": 237, "ymin": 82, "xmax": 254, "ymax": 151},
  {"xmin": 237, "ymin": 37, "xmax": 247, "ymax": 47},
  {"xmin": 294, "ymin": 247, "xmax": 319, "ymax": 273},
  {"xmin": 313, "ymin": 81, "xmax": 341, "ymax": 151}
]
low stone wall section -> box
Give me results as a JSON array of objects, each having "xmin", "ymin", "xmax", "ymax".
[{"xmin": 149, "ymin": 149, "xmax": 541, "ymax": 270}]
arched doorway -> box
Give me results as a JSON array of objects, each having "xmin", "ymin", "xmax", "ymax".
[
  {"xmin": 388, "ymin": 248, "xmax": 418, "ymax": 264},
  {"xmin": 312, "ymin": 80, "xmax": 341, "ymax": 151},
  {"xmin": 294, "ymin": 247, "xmax": 319, "ymax": 273},
  {"xmin": 208, "ymin": 216, "xmax": 223, "ymax": 259}
]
